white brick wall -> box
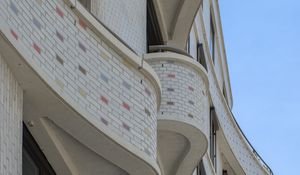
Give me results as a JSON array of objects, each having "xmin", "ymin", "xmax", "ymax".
[
  {"xmin": 150, "ymin": 60, "xmax": 209, "ymax": 137},
  {"xmin": 0, "ymin": 0, "xmax": 157, "ymax": 160},
  {"xmin": 91, "ymin": 0, "xmax": 147, "ymax": 56},
  {"xmin": 0, "ymin": 53, "xmax": 23, "ymax": 175}
]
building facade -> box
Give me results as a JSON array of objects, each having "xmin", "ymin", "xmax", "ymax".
[{"xmin": 0, "ymin": 0, "xmax": 272, "ymax": 175}]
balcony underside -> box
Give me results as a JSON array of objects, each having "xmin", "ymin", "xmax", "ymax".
[
  {"xmin": 0, "ymin": 29, "xmax": 160, "ymax": 175},
  {"xmin": 151, "ymin": 0, "xmax": 202, "ymax": 49},
  {"xmin": 157, "ymin": 119, "xmax": 207, "ymax": 175}
]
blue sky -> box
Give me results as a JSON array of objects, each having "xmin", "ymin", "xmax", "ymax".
[{"xmin": 219, "ymin": 0, "xmax": 300, "ymax": 174}]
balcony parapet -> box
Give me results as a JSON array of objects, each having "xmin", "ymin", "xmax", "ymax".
[
  {"xmin": 145, "ymin": 52, "xmax": 209, "ymax": 175},
  {"xmin": 0, "ymin": 0, "xmax": 161, "ymax": 174}
]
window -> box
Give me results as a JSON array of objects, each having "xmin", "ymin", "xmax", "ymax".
[
  {"xmin": 198, "ymin": 160, "xmax": 206, "ymax": 175},
  {"xmin": 223, "ymin": 170, "xmax": 228, "ymax": 175},
  {"xmin": 209, "ymin": 11, "xmax": 215, "ymax": 63},
  {"xmin": 187, "ymin": 36, "xmax": 191, "ymax": 54},
  {"xmin": 210, "ymin": 107, "xmax": 218, "ymax": 172},
  {"xmin": 23, "ymin": 124, "xmax": 56, "ymax": 175},
  {"xmin": 147, "ymin": 0, "xmax": 163, "ymax": 51},
  {"xmin": 197, "ymin": 43, "xmax": 207, "ymax": 70},
  {"xmin": 78, "ymin": 0, "xmax": 91, "ymax": 11}
]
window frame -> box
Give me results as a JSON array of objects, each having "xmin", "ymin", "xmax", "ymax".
[
  {"xmin": 209, "ymin": 107, "xmax": 218, "ymax": 172},
  {"xmin": 23, "ymin": 124, "xmax": 56, "ymax": 175}
]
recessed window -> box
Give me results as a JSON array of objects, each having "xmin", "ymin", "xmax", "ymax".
[
  {"xmin": 78, "ymin": 0, "xmax": 91, "ymax": 11},
  {"xmin": 187, "ymin": 36, "xmax": 191, "ymax": 54},
  {"xmin": 198, "ymin": 160, "xmax": 206, "ymax": 175},
  {"xmin": 147, "ymin": 0, "xmax": 163, "ymax": 51},
  {"xmin": 197, "ymin": 43, "xmax": 207, "ymax": 70},
  {"xmin": 23, "ymin": 124, "xmax": 56, "ymax": 175},
  {"xmin": 210, "ymin": 107, "xmax": 218, "ymax": 172}
]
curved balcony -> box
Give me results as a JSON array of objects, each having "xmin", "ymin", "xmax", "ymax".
[
  {"xmin": 145, "ymin": 52, "xmax": 209, "ymax": 175},
  {"xmin": 0, "ymin": 0, "xmax": 161, "ymax": 174}
]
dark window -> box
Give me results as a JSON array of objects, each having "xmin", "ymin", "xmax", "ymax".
[
  {"xmin": 78, "ymin": 0, "xmax": 91, "ymax": 11},
  {"xmin": 198, "ymin": 160, "xmax": 206, "ymax": 175},
  {"xmin": 209, "ymin": 11, "xmax": 215, "ymax": 63},
  {"xmin": 23, "ymin": 124, "xmax": 56, "ymax": 175},
  {"xmin": 223, "ymin": 170, "xmax": 228, "ymax": 175},
  {"xmin": 210, "ymin": 107, "xmax": 218, "ymax": 172},
  {"xmin": 187, "ymin": 36, "xmax": 191, "ymax": 54},
  {"xmin": 197, "ymin": 43, "xmax": 207, "ymax": 70},
  {"xmin": 147, "ymin": 0, "xmax": 163, "ymax": 51}
]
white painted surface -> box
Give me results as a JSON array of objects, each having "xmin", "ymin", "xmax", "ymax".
[{"xmin": 0, "ymin": 53, "xmax": 23, "ymax": 175}]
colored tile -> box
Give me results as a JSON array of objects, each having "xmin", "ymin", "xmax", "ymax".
[
  {"xmin": 100, "ymin": 52, "xmax": 110, "ymax": 60},
  {"xmin": 55, "ymin": 78, "xmax": 64, "ymax": 89},
  {"xmin": 144, "ymin": 128, "xmax": 151, "ymax": 137},
  {"xmin": 78, "ymin": 42, "xmax": 86, "ymax": 52},
  {"xmin": 167, "ymin": 101, "xmax": 174, "ymax": 105},
  {"xmin": 144, "ymin": 108, "xmax": 151, "ymax": 117},
  {"xmin": 122, "ymin": 122, "xmax": 130, "ymax": 131},
  {"xmin": 100, "ymin": 96, "xmax": 108, "ymax": 105},
  {"xmin": 100, "ymin": 73, "xmax": 109, "ymax": 83},
  {"xmin": 55, "ymin": 55, "xmax": 64, "ymax": 65},
  {"xmin": 144, "ymin": 148, "xmax": 151, "ymax": 156},
  {"xmin": 10, "ymin": 29, "xmax": 18, "ymax": 40},
  {"xmin": 188, "ymin": 113, "xmax": 194, "ymax": 118},
  {"xmin": 145, "ymin": 88, "xmax": 151, "ymax": 96},
  {"xmin": 79, "ymin": 19, "xmax": 87, "ymax": 29},
  {"xmin": 101, "ymin": 117, "xmax": 108, "ymax": 126},
  {"xmin": 167, "ymin": 88, "xmax": 174, "ymax": 92},
  {"xmin": 56, "ymin": 6, "xmax": 64, "ymax": 18},
  {"xmin": 10, "ymin": 2, "xmax": 18, "ymax": 15},
  {"xmin": 33, "ymin": 17, "xmax": 42, "ymax": 30},
  {"xmin": 35, "ymin": 0, "xmax": 43, "ymax": 5},
  {"xmin": 122, "ymin": 81, "xmax": 131, "ymax": 90},
  {"xmin": 122, "ymin": 102, "xmax": 130, "ymax": 111},
  {"xmin": 79, "ymin": 88, "xmax": 87, "ymax": 98},
  {"xmin": 78, "ymin": 65, "xmax": 87, "ymax": 75},
  {"xmin": 188, "ymin": 72, "xmax": 195, "ymax": 78},
  {"xmin": 33, "ymin": 43, "xmax": 41, "ymax": 54},
  {"xmin": 188, "ymin": 100, "xmax": 194, "ymax": 105},
  {"xmin": 167, "ymin": 74, "xmax": 175, "ymax": 78},
  {"xmin": 56, "ymin": 30, "xmax": 64, "ymax": 42},
  {"xmin": 188, "ymin": 86, "xmax": 194, "ymax": 91}
]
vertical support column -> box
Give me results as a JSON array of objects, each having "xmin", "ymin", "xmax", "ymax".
[{"xmin": 0, "ymin": 53, "xmax": 23, "ymax": 175}]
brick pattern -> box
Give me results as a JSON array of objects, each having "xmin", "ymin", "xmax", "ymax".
[
  {"xmin": 0, "ymin": 0, "xmax": 157, "ymax": 159},
  {"xmin": 91, "ymin": 0, "xmax": 147, "ymax": 55},
  {"xmin": 0, "ymin": 54, "xmax": 23, "ymax": 175},
  {"xmin": 151, "ymin": 61, "xmax": 210, "ymax": 136}
]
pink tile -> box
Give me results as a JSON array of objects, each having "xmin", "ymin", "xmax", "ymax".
[
  {"xmin": 122, "ymin": 102, "xmax": 130, "ymax": 111},
  {"xmin": 56, "ymin": 6, "xmax": 64, "ymax": 18},
  {"xmin": 100, "ymin": 96, "xmax": 109, "ymax": 105},
  {"xmin": 33, "ymin": 43, "xmax": 41, "ymax": 54},
  {"xmin": 167, "ymin": 74, "xmax": 175, "ymax": 78},
  {"xmin": 10, "ymin": 29, "xmax": 18, "ymax": 40}
]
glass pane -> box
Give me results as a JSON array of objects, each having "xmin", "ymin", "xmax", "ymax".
[{"xmin": 23, "ymin": 149, "xmax": 39, "ymax": 175}]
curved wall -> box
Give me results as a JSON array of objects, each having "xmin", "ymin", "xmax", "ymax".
[
  {"xmin": 205, "ymin": 34, "xmax": 271, "ymax": 175},
  {"xmin": 91, "ymin": 0, "xmax": 147, "ymax": 55},
  {"xmin": 146, "ymin": 53, "xmax": 210, "ymax": 138},
  {"xmin": 0, "ymin": 0, "xmax": 158, "ymax": 161}
]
